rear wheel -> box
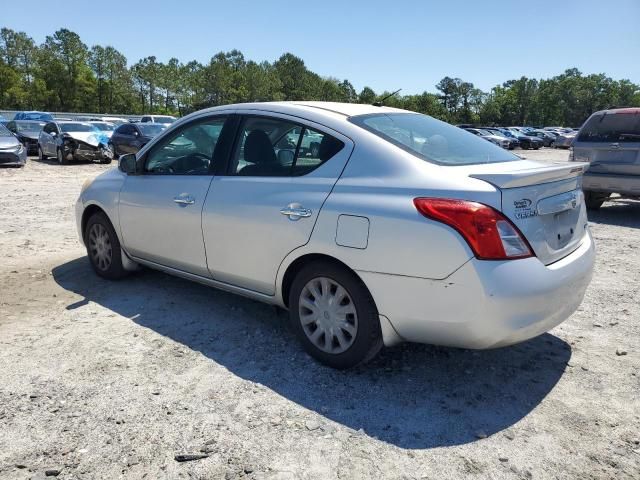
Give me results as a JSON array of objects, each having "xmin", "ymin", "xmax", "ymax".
[
  {"xmin": 585, "ymin": 191, "xmax": 610, "ymax": 210},
  {"xmin": 84, "ymin": 212, "xmax": 128, "ymax": 280},
  {"xmin": 289, "ymin": 261, "xmax": 382, "ymax": 369}
]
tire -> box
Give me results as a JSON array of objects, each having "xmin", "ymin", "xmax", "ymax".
[
  {"xmin": 108, "ymin": 142, "xmax": 118, "ymax": 160},
  {"xmin": 57, "ymin": 148, "xmax": 69, "ymax": 165},
  {"xmin": 585, "ymin": 192, "xmax": 609, "ymax": 210},
  {"xmin": 38, "ymin": 145, "xmax": 47, "ymax": 161},
  {"xmin": 84, "ymin": 212, "xmax": 128, "ymax": 280},
  {"xmin": 310, "ymin": 142, "xmax": 320, "ymax": 158},
  {"xmin": 289, "ymin": 261, "xmax": 383, "ymax": 369}
]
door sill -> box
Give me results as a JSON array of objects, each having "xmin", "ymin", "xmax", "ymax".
[{"xmin": 130, "ymin": 255, "xmax": 281, "ymax": 306}]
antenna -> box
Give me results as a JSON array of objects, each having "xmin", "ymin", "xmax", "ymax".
[{"xmin": 373, "ymin": 88, "xmax": 402, "ymax": 107}]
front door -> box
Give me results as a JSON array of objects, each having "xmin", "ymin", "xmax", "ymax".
[
  {"xmin": 203, "ymin": 113, "xmax": 353, "ymax": 295},
  {"xmin": 118, "ymin": 115, "xmax": 229, "ymax": 276}
]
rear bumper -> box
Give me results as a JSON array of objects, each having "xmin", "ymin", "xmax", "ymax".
[
  {"xmin": 583, "ymin": 172, "xmax": 640, "ymax": 195},
  {"xmin": 359, "ymin": 230, "xmax": 595, "ymax": 349}
]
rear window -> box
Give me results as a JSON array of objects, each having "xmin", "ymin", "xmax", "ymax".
[
  {"xmin": 349, "ymin": 113, "xmax": 518, "ymax": 165},
  {"xmin": 578, "ymin": 112, "xmax": 640, "ymax": 143}
]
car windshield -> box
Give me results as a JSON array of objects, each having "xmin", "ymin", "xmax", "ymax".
[
  {"xmin": 350, "ymin": 113, "xmax": 518, "ymax": 165},
  {"xmin": 138, "ymin": 124, "xmax": 166, "ymax": 136},
  {"xmin": 578, "ymin": 112, "xmax": 640, "ymax": 143},
  {"xmin": 91, "ymin": 122, "xmax": 115, "ymax": 131},
  {"xmin": 60, "ymin": 123, "xmax": 99, "ymax": 133},
  {"xmin": 22, "ymin": 112, "xmax": 53, "ymax": 121},
  {"xmin": 15, "ymin": 121, "xmax": 46, "ymax": 134}
]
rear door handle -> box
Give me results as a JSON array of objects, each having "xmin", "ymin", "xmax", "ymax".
[
  {"xmin": 174, "ymin": 194, "xmax": 195, "ymax": 206},
  {"xmin": 280, "ymin": 205, "xmax": 312, "ymax": 220}
]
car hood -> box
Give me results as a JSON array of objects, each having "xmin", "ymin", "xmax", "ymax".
[
  {"xmin": 0, "ymin": 136, "xmax": 20, "ymax": 149},
  {"xmin": 64, "ymin": 131, "xmax": 110, "ymax": 147}
]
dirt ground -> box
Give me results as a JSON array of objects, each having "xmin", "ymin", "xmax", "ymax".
[{"xmin": 0, "ymin": 149, "xmax": 638, "ymax": 480}]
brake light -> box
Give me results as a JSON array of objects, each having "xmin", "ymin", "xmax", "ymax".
[{"xmin": 413, "ymin": 198, "xmax": 533, "ymax": 260}]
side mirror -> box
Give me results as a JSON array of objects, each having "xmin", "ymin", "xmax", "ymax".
[
  {"xmin": 118, "ymin": 154, "xmax": 137, "ymax": 174},
  {"xmin": 50, "ymin": 131, "xmax": 57, "ymax": 137}
]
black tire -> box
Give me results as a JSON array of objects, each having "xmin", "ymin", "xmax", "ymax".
[
  {"xmin": 38, "ymin": 145, "xmax": 47, "ymax": 160},
  {"xmin": 57, "ymin": 148, "xmax": 69, "ymax": 165},
  {"xmin": 585, "ymin": 192, "xmax": 609, "ymax": 210},
  {"xmin": 108, "ymin": 142, "xmax": 119, "ymax": 160},
  {"xmin": 84, "ymin": 212, "xmax": 128, "ymax": 280},
  {"xmin": 310, "ymin": 142, "xmax": 320, "ymax": 158},
  {"xmin": 289, "ymin": 261, "xmax": 383, "ymax": 369}
]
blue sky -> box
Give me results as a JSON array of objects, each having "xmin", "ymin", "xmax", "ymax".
[{"xmin": 2, "ymin": 0, "xmax": 638, "ymax": 94}]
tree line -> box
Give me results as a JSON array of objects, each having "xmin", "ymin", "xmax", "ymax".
[{"xmin": 1, "ymin": 28, "xmax": 638, "ymax": 126}]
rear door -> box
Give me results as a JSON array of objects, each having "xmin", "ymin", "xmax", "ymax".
[
  {"xmin": 202, "ymin": 113, "xmax": 353, "ymax": 295},
  {"xmin": 467, "ymin": 161, "xmax": 589, "ymax": 265},
  {"xmin": 574, "ymin": 109, "xmax": 640, "ymax": 176}
]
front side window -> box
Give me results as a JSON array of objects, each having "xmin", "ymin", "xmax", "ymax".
[
  {"xmin": 232, "ymin": 116, "xmax": 344, "ymax": 176},
  {"xmin": 144, "ymin": 117, "xmax": 226, "ymax": 175},
  {"xmin": 350, "ymin": 113, "xmax": 518, "ymax": 166}
]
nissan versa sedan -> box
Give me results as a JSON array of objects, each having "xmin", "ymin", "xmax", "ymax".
[{"xmin": 76, "ymin": 102, "xmax": 595, "ymax": 369}]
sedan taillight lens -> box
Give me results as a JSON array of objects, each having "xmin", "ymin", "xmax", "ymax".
[{"xmin": 413, "ymin": 198, "xmax": 533, "ymax": 260}]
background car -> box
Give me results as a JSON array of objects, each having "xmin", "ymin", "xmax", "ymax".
[
  {"xmin": 0, "ymin": 123, "xmax": 27, "ymax": 167},
  {"xmin": 108, "ymin": 122, "xmax": 167, "ymax": 157},
  {"xmin": 464, "ymin": 128, "xmax": 511, "ymax": 149},
  {"xmin": 526, "ymin": 129, "xmax": 555, "ymax": 147},
  {"xmin": 89, "ymin": 116, "xmax": 128, "ymax": 125},
  {"xmin": 6, "ymin": 120, "xmax": 46, "ymax": 155},
  {"xmin": 77, "ymin": 102, "xmax": 594, "ymax": 369},
  {"xmin": 571, "ymin": 107, "xmax": 640, "ymax": 209},
  {"xmin": 13, "ymin": 111, "xmax": 54, "ymax": 121},
  {"xmin": 482, "ymin": 128, "xmax": 520, "ymax": 149},
  {"xmin": 140, "ymin": 115, "xmax": 176, "ymax": 124},
  {"xmin": 38, "ymin": 121, "xmax": 113, "ymax": 165},
  {"xmin": 497, "ymin": 128, "xmax": 542, "ymax": 149},
  {"xmin": 552, "ymin": 131, "xmax": 576, "ymax": 148}
]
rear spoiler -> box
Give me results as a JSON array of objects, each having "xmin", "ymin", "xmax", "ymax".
[{"xmin": 470, "ymin": 162, "xmax": 588, "ymax": 189}]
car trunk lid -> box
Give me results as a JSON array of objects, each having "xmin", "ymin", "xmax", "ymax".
[{"xmin": 463, "ymin": 160, "xmax": 589, "ymax": 265}]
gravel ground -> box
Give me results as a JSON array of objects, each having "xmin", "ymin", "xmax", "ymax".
[{"xmin": 0, "ymin": 149, "xmax": 638, "ymax": 480}]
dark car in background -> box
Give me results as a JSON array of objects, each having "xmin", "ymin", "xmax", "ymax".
[
  {"xmin": 140, "ymin": 115, "xmax": 176, "ymax": 124},
  {"xmin": 571, "ymin": 107, "xmax": 640, "ymax": 209},
  {"xmin": 526, "ymin": 129, "xmax": 555, "ymax": 147},
  {"xmin": 497, "ymin": 128, "xmax": 542, "ymax": 149},
  {"xmin": 6, "ymin": 120, "xmax": 46, "ymax": 155},
  {"xmin": 0, "ymin": 123, "xmax": 27, "ymax": 167},
  {"xmin": 108, "ymin": 122, "xmax": 166, "ymax": 157},
  {"xmin": 13, "ymin": 111, "xmax": 54, "ymax": 121}
]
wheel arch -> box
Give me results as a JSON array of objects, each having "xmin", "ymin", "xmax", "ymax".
[{"xmin": 280, "ymin": 253, "xmax": 372, "ymax": 310}]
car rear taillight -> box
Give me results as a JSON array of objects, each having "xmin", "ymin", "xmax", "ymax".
[{"xmin": 413, "ymin": 198, "xmax": 533, "ymax": 260}]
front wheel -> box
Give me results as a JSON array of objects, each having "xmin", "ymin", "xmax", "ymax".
[
  {"xmin": 38, "ymin": 145, "xmax": 47, "ymax": 160},
  {"xmin": 289, "ymin": 262, "xmax": 382, "ymax": 369},
  {"xmin": 84, "ymin": 212, "xmax": 128, "ymax": 280},
  {"xmin": 57, "ymin": 148, "xmax": 69, "ymax": 165}
]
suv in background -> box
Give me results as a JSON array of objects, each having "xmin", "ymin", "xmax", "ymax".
[
  {"xmin": 571, "ymin": 108, "xmax": 640, "ymax": 209},
  {"xmin": 140, "ymin": 115, "xmax": 176, "ymax": 124},
  {"xmin": 13, "ymin": 111, "xmax": 54, "ymax": 121}
]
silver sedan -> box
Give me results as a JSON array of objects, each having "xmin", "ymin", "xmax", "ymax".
[{"xmin": 76, "ymin": 102, "xmax": 595, "ymax": 368}]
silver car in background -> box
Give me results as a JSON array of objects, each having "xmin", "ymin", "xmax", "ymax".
[
  {"xmin": 0, "ymin": 123, "xmax": 27, "ymax": 167},
  {"xmin": 571, "ymin": 107, "xmax": 640, "ymax": 209},
  {"xmin": 76, "ymin": 102, "xmax": 594, "ymax": 369}
]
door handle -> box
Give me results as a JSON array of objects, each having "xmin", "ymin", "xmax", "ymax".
[
  {"xmin": 280, "ymin": 205, "xmax": 312, "ymax": 220},
  {"xmin": 174, "ymin": 194, "xmax": 195, "ymax": 206}
]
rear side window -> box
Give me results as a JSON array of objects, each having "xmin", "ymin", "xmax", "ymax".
[
  {"xmin": 578, "ymin": 112, "xmax": 640, "ymax": 143},
  {"xmin": 350, "ymin": 113, "xmax": 518, "ymax": 166},
  {"xmin": 231, "ymin": 116, "xmax": 344, "ymax": 177}
]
